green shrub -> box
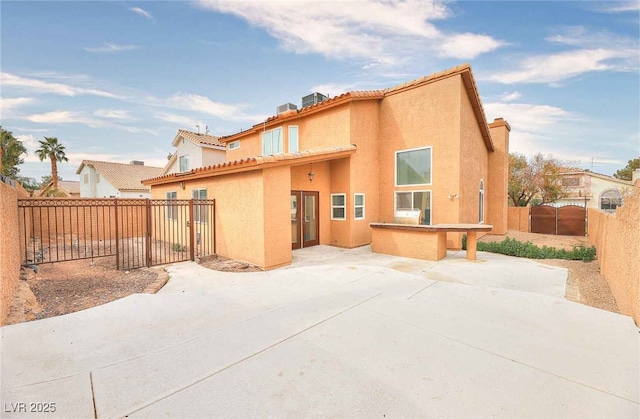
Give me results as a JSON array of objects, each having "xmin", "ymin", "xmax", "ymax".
[
  {"xmin": 172, "ymin": 243, "xmax": 186, "ymax": 252},
  {"xmin": 462, "ymin": 235, "xmax": 596, "ymax": 262}
]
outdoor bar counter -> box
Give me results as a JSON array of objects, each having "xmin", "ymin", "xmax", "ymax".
[{"xmin": 369, "ymin": 223, "xmax": 493, "ymax": 261}]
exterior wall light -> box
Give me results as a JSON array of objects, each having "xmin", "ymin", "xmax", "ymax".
[{"xmin": 308, "ymin": 163, "xmax": 314, "ymax": 182}]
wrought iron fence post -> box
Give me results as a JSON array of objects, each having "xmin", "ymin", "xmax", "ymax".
[
  {"xmin": 145, "ymin": 199, "xmax": 152, "ymax": 267},
  {"xmin": 114, "ymin": 198, "xmax": 119, "ymax": 270},
  {"xmin": 213, "ymin": 199, "xmax": 216, "ymax": 255},
  {"xmin": 189, "ymin": 199, "xmax": 195, "ymax": 261}
]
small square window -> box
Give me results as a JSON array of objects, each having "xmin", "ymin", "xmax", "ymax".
[
  {"xmin": 331, "ymin": 193, "xmax": 346, "ymax": 220},
  {"xmin": 179, "ymin": 155, "xmax": 190, "ymax": 172},
  {"xmin": 228, "ymin": 140, "xmax": 240, "ymax": 150}
]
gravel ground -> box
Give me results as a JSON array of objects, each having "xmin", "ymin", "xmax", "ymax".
[
  {"xmin": 480, "ymin": 230, "xmax": 619, "ymax": 313},
  {"xmin": 198, "ymin": 255, "xmax": 263, "ymax": 272}
]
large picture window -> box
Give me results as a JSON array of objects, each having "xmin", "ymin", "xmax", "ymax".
[
  {"xmin": 395, "ymin": 147, "xmax": 432, "ymax": 186},
  {"xmin": 395, "ymin": 190, "xmax": 431, "ymax": 225},
  {"xmin": 262, "ymin": 127, "xmax": 283, "ymax": 155},
  {"xmin": 331, "ymin": 193, "xmax": 346, "ymax": 220},
  {"xmin": 166, "ymin": 191, "xmax": 177, "ymax": 220},
  {"xmin": 192, "ymin": 188, "xmax": 207, "ymax": 223}
]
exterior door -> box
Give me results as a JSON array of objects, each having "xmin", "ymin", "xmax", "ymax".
[{"xmin": 291, "ymin": 191, "xmax": 319, "ymax": 249}]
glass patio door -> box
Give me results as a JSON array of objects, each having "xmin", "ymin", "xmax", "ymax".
[{"xmin": 291, "ymin": 191, "xmax": 319, "ymax": 249}]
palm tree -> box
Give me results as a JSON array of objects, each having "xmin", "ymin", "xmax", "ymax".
[{"xmin": 36, "ymin": 137, "xmax": 68, "ymax": 191}]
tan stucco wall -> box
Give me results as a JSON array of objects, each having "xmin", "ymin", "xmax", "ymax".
[
  {"xmin": 487, "ymin": 119, "xmax": 510, "ymax": 235},
  {"xmin": 371, "ymin": 228, "xmax": 447, "ymax": 261},
  {"xmin": 587, "ymin": 182, "xmax": 639, "ymax": 326},
  {"xmin": 1, "ymin": 182, "xmax": 21, "ymax": 325},
  {"xmin": 152, "ymin": 167, "xmax": 293, "ymax": 270},
  {"xmin": 507, "ymin": 207, "xmax": 529, "ymax": 232}
]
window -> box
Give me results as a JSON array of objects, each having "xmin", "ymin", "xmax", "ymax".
[
  {"xmin": 600, "ymin": 189, "xmax": 622, "ymax": 211},
  {"xmin": 288, "ymin": 126, "xmax": 298, "ymax": 152},
  {"xmin": 96, "ymin": 173, "xmax": 101, "ymax": 183},
  {"xmin": 228, "ymin": 140, "xmax": 240, "ymax": 150},
  {"xmin": 395, "ymin": 147, "xmax": 432, "ymax": 186},
  {"xmin": 262, "ymin": 127, "xmax": 283, "ymax": 155},
  {"xmin": 179, "ymin": 155, "xmax": 190, "ymax": 172},
  {"xmin": 479, "ymin": 179, "xmax": 485, "ymax": 224},
  {"xmin": 331, "ymin": 194, "xmax": 346, "ymax": 220},
  {"xmin": 192, "ymin": 188, "xmax": 207, "ymax": 223},
  {"xmin": 354, "ymin": 193, "xmax": 365, "ymax": 220},
  {"xmin": 562, "ymin": 177, "xmax": 580, "ymax": 187},
  {"xmin": 395, "ymin": 190, "xmax": 431, "ymax": 225},
  {"xmin": 166, "ymin": 191, "xmax": 177, "ymax": 220},
  {"xmin": 83, "ymin": 174, "xmax": 89, "ymax": 184}
]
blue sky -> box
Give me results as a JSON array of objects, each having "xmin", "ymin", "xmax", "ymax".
[{"xmin": 1, "ymin": 0, "xmax": 638, "ymax": 181}]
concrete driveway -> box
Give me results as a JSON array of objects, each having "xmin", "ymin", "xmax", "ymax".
[{"xmin": 2, "ymin": 246, "xmax": 638, "ymax": 418}]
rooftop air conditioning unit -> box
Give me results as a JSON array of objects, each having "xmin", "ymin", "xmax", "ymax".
[
  {"xmin": 130, "ymin": 160, "xmax": 144, "ymax": 166},
  {"xmin": 302, "ymin": 92, "xmax": 328, "ymax": 108},
  {"xmin": 277, "ymin": 103, "xmax": 298, "ymax": 114}
]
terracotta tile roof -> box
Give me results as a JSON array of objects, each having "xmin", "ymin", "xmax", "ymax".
[
  {"xmin": 144, "ymin": 145, "xmax": 357, "ymax": 185},
  {"xmin": 38, "ymin": 180, "xmax": 81, "ymax": 197},
  {"xmin": 173, "ymin": 129, "xmax": 225, "ymax": 148},
  {"xmin": 77, "ymin": 160, "xmax": 164, "ymax": 191},
  {"xmin": 219, "ymin": 63, "xmax": 493, "ymax": 150},
  {"xmin": 560, "ymin": 169, "xmax": 633, "ymax": 185}
]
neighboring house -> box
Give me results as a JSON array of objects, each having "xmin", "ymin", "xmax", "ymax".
[
  {"xmin": 37, "ymin": 180, "xmax": 81, "ymax": 198},
  {"xmin": 555, "ymin": 170, "xmax": 632, "ymax": 211},
  {"xmin": 143, "ymin": 64, "xmax": 510, "ymax": 270},
  {"xmin": 162, "ymin": 129, "xmax": 226, "ymax": 175},
  {"xmin": 76, "ymin": 160, "xmax": 164, "ymax": 198}
]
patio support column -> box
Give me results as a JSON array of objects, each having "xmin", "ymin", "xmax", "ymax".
[{"xmin": 466, "ymin": 231, "xmax": 477, "ymax": 260}]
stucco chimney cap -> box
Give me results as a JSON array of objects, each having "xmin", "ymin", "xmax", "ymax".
[{"xmin": 489, "ymin": 117, "xmax": 511, "ymax": 131}]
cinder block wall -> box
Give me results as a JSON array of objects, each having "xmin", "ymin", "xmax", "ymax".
[
  {"xmin": 588, "ymin": 182, "xmax": 640, "ymax": 326},
  {"xmin": 1, "ymin": 182, "xmax": 21, "ymax": 325},
  {"xmin": 507, "ymin": 207, "xmax": 529, "ymax": 232}
]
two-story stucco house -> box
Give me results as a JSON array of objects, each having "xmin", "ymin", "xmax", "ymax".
[
  {"xmin": 555, "ymin": 170, "xmax": 633, "ymax": 211},
  {"xmin": 143, "ymin": 64, "xmax": 511, "ymax": 270},
  {"xmin": 162, "ymin": 129, "xmax": 226, "ymax": 176},
  {"xmin": 77, "ymin": 160, "xmax": 164, "ymax": 198}
]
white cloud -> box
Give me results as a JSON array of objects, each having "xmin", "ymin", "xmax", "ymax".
[
  {"xmin": 165, "ymin": 93, "xmax": 266, "ymax": 122},
  {"xmin": 1, "ymin": 72, "xmax": 118, "ymax": 98},
  {"xmin": 84, "ymin": 43, "xmax": 140, "ymax": 53},
  {"xmin": 130, "ymin": 6, "xmax": 154, "ymax": 20},
  {"xmin": 488, "ymin": 27, "xmax": 638, "ymax": 85},
  {"xmin": 498, "ymin": 91, "xmax": 521, "ymax": 102},
  {"xmin": 155, "ymin": 112, "xmax": 207, "ymax": 130},
  {"xmin": 24, "ymin": 110, "xmax": 89, "ymax": 124},
  {"xmin": 196, "ymin": 0, "xmax": 503, "ymax": 65},
  {"xmin": 595, "ymin": 1, "xmax": 640, "ymax": 13},
  {"xmin": 0, "ymin": 97, "xmax": 34, "ymax": 112},
  {"xmin": 310, "ymin": 83, "xmax": 357, "ymax": 98},
  {"xmin": 438, "ymin": 33, "xmax": 505, "ymax": 59},
  {"xmin": 93, "ymin": 109, "xmax": 132, "ymax": 120}
]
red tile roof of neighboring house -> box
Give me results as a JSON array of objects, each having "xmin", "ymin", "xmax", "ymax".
[
  {"xmin": 172, "ymin": 129, "xmax": 225, "ymax": 148},
  {"xmin": 76, "ymin": 160, "xmax": 164, "ymax": 191},
  {"xmin": 219, "ymin": 64, "xmax": 494, "ymax": 151},
  {"xmin": 38, "ymin": 180, "xmax": 81, "ymax": 197},
  {"xmin": 143, "ymin": 145, "xmax": 357, "ymax": 186}
]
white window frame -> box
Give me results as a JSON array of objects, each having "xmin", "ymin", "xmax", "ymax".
[
  {"xmin": 354, "ymin": 193, "xmax": 365, "ymax": 220},
  {"xmin": 288, "ymin": 126, "xmax": 299, "ymax": 153},
  {"xmin": 394, "ymin": 190, "xmax": 432, "ymax": 225},
  {"xmin": 479, "ymin": 179, "xmax": 485, "ymax": 224},
  {"xmin": 179, "ymin": 154, "xmax": 190, "ymax": 172},
  {"xmin": 166, "ymin": 191, "xmax": 178, "ymax": 220},
  {"xmin": 331, "ymin": 193, "xmax": 346, "ymax": 221},
  {"xmin": 228, "ymin": 140, "xmax": 240, "ymax": 150},
  {"xmin": 394, "ymin": 146, "xmax": 433, "ymax": 187},
  {"xmin": 262, "ymin": 127, "xmax": 283, "ymax": 155},
  {"xmin": 191, "ymin": 188, "xmax": 207, "ymax": 223}
]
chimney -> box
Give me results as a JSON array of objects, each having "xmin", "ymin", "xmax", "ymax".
[
  {"xmin": 487, "ymin": 118, "xmax": 511, "ymax": 235},
  {"xmin": 130, "ymin": 160, "xmax": 144, "ymax": 166}
]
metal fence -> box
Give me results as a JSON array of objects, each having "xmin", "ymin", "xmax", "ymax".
[
  {"xmin": 530, "ymin": 204, "xmax": 586, "ymax": 236},
  {"xmin": 17, "ymin": 198, "xmax": 216, "ymax": 270}
]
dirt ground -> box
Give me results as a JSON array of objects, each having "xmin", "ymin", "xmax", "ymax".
[
  {"xmin": 5, "ymin": 231, "xmax": 619, "ymax": 325},
  {"xmin": 479, "ymin": 231, "xmax": 619, "ymax": 313},
  {"xmin": 5, "ymin": 257, "xmax": 158, "ymax": 325}
]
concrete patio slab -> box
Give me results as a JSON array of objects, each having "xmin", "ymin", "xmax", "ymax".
[{"xmin": 1, "ymin": 245, "xmax": 638, "ymax": 418}]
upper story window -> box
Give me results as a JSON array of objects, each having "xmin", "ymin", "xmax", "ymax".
[
  {"xmin": 228, "ymin": 140, "xmax": 240, "ymax": 150},
  {"xmin": 96, "ymin": 173, "xmax": 101, "ymax": 183},
  {"xmin": 600, "ymin": 189, "xmax": 622, "ymax": 211},
  {"xmin": 395, "ymin": 147, "xmax": 432, "ymax": 186},
  {"xmin": 179, "ymin": 155, "xmax": 190, "ymax": 172},
  {"xmin": 288, "ymin": 126, "xmax": 298, "ymax": 153},
  {"xmin": 262, "ymin": 127, "xmax": 283, "ymax": 155},
  {"xmin": 83, "ymin": 174, "xmax": 89, "ymax": 184}
]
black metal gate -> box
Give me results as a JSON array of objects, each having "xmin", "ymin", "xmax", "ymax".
[
  {"xmin": 17, "ymin": 198, "xmax": 215, "ymax": 270},
  {"xmin": 530, "ymin": 204, "xmax": 586, "ymax": 236}
]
